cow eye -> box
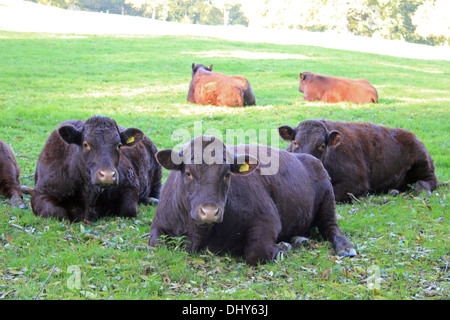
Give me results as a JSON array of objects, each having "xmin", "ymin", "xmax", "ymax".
[
  {"xmin": 224, "ymin": 172, "xmax": 231, "ymax": 178},
  {"xmin": 185, "ymin": 171, "xmax": 191, "ymax": 177},
  {"xmin": 117, "ymin": 143, "xmax": 122, "ymax": 150},
  {"xmin": 83, "ymin": 142, "xmax": 90, "ymax": 150},
  {"xmin": 318, "ymin": 143, "xmax": 326, "ymax": 151}
]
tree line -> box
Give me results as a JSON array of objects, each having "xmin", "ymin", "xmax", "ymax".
[
  {"xmin": 30, "ymin": 0, "xmax": 249, "ymax": 26},
  {"xmin": 28, "ymin": 0, "xmax": 448, "ymax": 46}
]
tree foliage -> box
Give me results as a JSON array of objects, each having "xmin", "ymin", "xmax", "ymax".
[{"xmin": 28, "ymin": 0, "xmax": 448, "ymax": 45}]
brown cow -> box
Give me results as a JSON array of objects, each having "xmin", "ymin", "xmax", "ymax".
[
  {"xmin": 298, "ymin": 71, "xmax": 378, "ymax": 103},
  {"xmin": 0, "ymin": 138, "xmax": 27, "ymax": 209},
  {"xmin": 187, "ymin": 63, "xmax": 256, "ymax": 107},
  {"xmin": 278, "ymin": 119, "xmax": 438, "ymax": 202},
  {"xmin": 31, "ymin": 116, "xmax": 162, "ymax": 222},
  {"xmin": 149, "ymin": 135, "xmax": 356, "ymax": 265}
]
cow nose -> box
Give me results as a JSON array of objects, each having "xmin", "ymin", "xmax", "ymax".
[
  {"xmin": 96, "ymin": 169, "xmax": 118, "ymax": 186},
  {"xmin": 198, "ymin": 205, "xmax": 222, "ymax": 225}
]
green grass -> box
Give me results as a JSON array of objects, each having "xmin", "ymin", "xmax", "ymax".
[{"xmin": 0, "ymin": 31, "xmax": 449, "ymax": 300}]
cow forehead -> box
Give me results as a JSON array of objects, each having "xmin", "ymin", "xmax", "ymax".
[
  {"xmin": 186, "ymin": 162, "xmax": 229, "ymax": 174},
  {"xmin": 179, "ymin": 136, "xmax": 232, "ymax": 163},
  {"xmin": 297, "ymin": 121, "xmax": 327, "ymax": 140},
  {"xmin": 83, "ymin": 118, "xmax": 120, "ymax": 143}
]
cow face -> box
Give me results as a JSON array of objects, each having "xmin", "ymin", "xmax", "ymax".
[
  {"xmin": 298, "ymin": 71, "xmax": 312, "ymax": 93},
  {"xmin": 278, "ymin": 120, "xmax": 342, "ymax": 161},
  {"xmin": 57, "ymin": 116, "xmax": 143, "ymax": 188},
  {"xmin": 156, "ymin": 136, "xmax": 258, "ymax": 227},
  {"xmin": 191, "ymin": 63, "xmax": 213, "ymax": 77}
]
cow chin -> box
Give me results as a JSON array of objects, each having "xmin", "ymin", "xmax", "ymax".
[{"xmin": 95, "ymin": 181, "xmax": 118, "ymax": 189}]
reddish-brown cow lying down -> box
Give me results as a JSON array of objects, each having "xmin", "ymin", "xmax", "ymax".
[
  {"xmin": 31, "ymin": 116, "xmax": 162, "ymax": 222},
  {"xmin": 278, "ymin": 119, "xmax": 438, "ymax": 202},
  {"xmin": 298, "ymin": 71, "xmax": 378, "ymax": 103},
  {"xmin": 0, "ymin": 138, "xmax": 27, "ymax": 209},
  {"xmin": 187, "ymin": 63, "xmax": 256, "ymax": 107},
  {"xmin": 149, "ymin": 135, "xmax": 356, "ymax": 265}
]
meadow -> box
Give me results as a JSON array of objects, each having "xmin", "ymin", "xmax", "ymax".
[{"xmin": 0, "ymin": 30, "xmax": 449, "ymax": 301}]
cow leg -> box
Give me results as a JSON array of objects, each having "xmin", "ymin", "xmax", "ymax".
[
  {"xmin": 314, "ymin": 195, "xmax": 357, "ymax": 257},
  {"xmin": 400, "ymin": 155, "xmax": 437, "ymax": 195},
  {"xmin": 217, "ymin": 90, "xmax": 243, "ymax": 107},
  {"xmin": 243, "ymin": 215, "xmax": 282, "ymax": 265},
  {"xmin": 31, "ymin": 193, "xmax": 71, "ymax": 220},
  {"xmin": 116, "ymin": 189, "xmax": 139, "ymax": 218},
  {"xmin": 410, "ymin": 169, "xmax": 437, "ymax": 196},
  {"xmin": 32, "ymin": 188, "xmax": 98, "ymax": 222},
  {"xmin": 414, "ymin": 180, "xmax": 434, "ymax": 196},
  {"xmin": 0, "ymin": 176, "xmax": 27, "ymax": 209},
  {"xmin": 244, "ymin": 232, "xmax": 277, "ymax": 265},
  {"xmin": 332, "ymin": 180, "xmax": 369, "ymax": 202},
  {"xmin": 3, "ymin": 186, "xmax": 27, "ymax": 209},
  {"xmin": 9, "ymin": 194, "xmax": 27, "ymax": 209}
]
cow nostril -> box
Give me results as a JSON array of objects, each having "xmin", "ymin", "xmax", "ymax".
[
  {"xmin": 201, "ymin": 207, "xmax": 218, "ymax": 214},
  {"xmin": 199, "ymin": 206, "xmax": 219, "ymax": 220},
  {"xmin": 97, "ymin": 170, "xmax": 118, "ymax": 184}
]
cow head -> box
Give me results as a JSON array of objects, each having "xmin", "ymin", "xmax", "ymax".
[
  {"xmin": 156, "ymin": 136, "xmax": 258, "ymax": 227},
  {"xmin": 57, "ymin": 116, "xmax": 143, "ymax": 188},
  {"xmin": 298, "ymin": 71, "xmax": 312, "ymax": 93},
  {"xmin": 278, "ymin": 120, "xmax": 342, "ymax": 161},
  {"xmin": 191, "ymin": 63, "xmax": 213, "ymax": 77}
]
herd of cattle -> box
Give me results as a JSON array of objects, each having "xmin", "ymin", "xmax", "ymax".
[{"xmin": 0, "ymin": 63, "xmax": 441, "ymax": 265}]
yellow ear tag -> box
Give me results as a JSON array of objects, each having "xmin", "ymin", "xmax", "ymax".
[
  {"xmin": 126, "ymin": 136, "xmax": 135, "ymax": 144},
  {"xmin": 239, "ymin": 162, "xmax": 249, "ymax": 172}
]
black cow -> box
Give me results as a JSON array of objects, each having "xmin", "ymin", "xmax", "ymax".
[
  {"xmin": 279, "ymin": 119, "xmax": 438, "ymax": 202},
  {"xmin": 31, "ymin": 116, "xmax": 161, "ymax": 221},
  {"xmin": 0, "ymin": 138, "xmax": 27, "ymax": 209},
  {"xmin": 149, "ymin": 135, "xmax": 356, "ymax": 265}
]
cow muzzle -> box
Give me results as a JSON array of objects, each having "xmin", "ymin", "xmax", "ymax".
[
  {"xmin": 95, "ymin": 169, "xmax": 118, "ymax": 187},
  {"xmin": 195, "ymin": 205, "xmax": 223, "ymax": 226}
]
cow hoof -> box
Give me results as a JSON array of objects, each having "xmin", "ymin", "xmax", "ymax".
[
  {"xmin": 389, "ymin": 189, "xmax": 399, "ymax": 197},
  {"xmin": 337, "ymin": 248, "xmax": 357, "ymax": 257},
  {"xmin": 275, "ymin": 242, "xmax": 292, "ymax": 262},
  {"xmin": 290, "ymin": 236, "xmax": 309, "ymax": 248},
  {"xmin": 9, "ymin": 195, "xmax": 27, "ymax": 209},
  {"xmin": 277, "ymin": 241, "xmax": 292, "ymax": 253}
]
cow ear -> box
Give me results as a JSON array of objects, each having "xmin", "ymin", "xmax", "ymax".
[
  {"xmin": 300, "ymin": 73, "xmax": 304, "ymax": 80},
  {"xmin": 208, "ymin": 64, "xmax": 213, "ymax": 71},
  {"xmin": 192, "ymin": 63, "xmax": 195, "ymax": 70},
  {"xmin": 58, "ymin": 124, "xmax": 82, "ymax": 145},
  {"xmin": 230, "ymin": 154, "xmax": 259, "ymax": 176},
  {"xmin": 156, "ymin": 149, "xmax": 182, "ymax": 171},
  {"xmin": 120, "ymin": 128, "xmax": 143, "ymax": 147},
  {"xmin": 327, "ymin": 130, "xmax": 342, "ymax": 148},
  {"xmin": 278, "ymin": 125, "xmax": 295, "ymax": 141}
]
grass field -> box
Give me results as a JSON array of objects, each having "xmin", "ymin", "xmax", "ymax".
[{"xmin": 0, "ymin": 30, "xmax": 449, "ymax": 301}]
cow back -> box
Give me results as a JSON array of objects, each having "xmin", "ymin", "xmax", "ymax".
[{"xmin": 322, "ymin": 120, "xmax": 435, "ymax": 194}]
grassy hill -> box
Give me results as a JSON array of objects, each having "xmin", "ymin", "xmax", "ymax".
[{"xmin": 0, "ymin": 31, "xmax": 449, "ymax": 300}]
